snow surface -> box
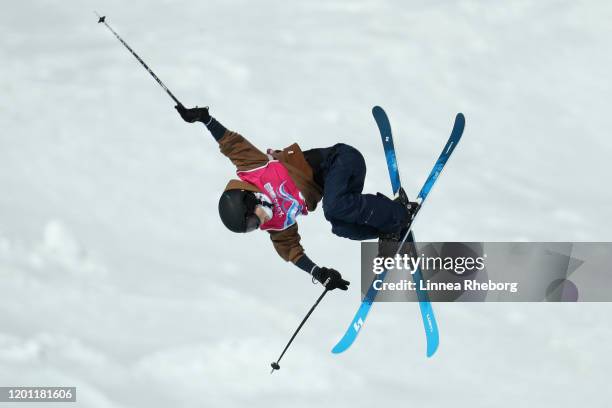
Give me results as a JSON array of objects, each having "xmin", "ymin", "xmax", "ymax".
[{"xmin": 1, "ymin": 1, "xmax": 612, "ymax": 407}]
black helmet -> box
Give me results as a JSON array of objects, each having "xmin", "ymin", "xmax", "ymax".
[{"xmin": 218, "ymin": 189, "xmax": 261, "ymax": 233}]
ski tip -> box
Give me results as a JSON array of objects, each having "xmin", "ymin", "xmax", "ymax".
[
  {"xmin": 372, "ymin": 105, "xmax": 383, "ymax": 115},
  {"xmin": 452, "ymin": 113, "xmax": 466, "ymax": 135}
]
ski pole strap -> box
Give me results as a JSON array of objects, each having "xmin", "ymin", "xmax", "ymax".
[
  {"xmin": 294, "ymin": 255, "xmax": 321, "ymax": 284},
  {"xmin": 310, "ymin": 266, "xmax": 319, "ymax": 284}
]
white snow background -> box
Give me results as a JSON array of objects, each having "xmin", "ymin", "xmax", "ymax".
[{"xmin": 1, "ymin": 1, "xmax": 611, "ymax": 407}]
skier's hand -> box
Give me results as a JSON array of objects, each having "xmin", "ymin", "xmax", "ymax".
[
  {"xmin": 314, "ymin": 267, "xmax": 350, "ymax": 291},
  {"xmin": 175, "ymin": 104, "xmax": 211, "ymax": 123}
]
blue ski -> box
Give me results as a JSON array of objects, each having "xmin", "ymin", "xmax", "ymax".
[
  {"xmin": 331, "ymin": 108, "xmax": 465, "ymax": 355},
  {"xmin": 376, "ymin": 105, "xmax": 440, "ymax": 357},
  {"xmin": 330, "ymin": 106, "xmax": 401, "ymax": 354}
]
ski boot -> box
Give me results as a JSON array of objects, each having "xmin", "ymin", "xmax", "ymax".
[
  {"xmin": 395, "ymin": 187, "xmax": 419, "ymax": 219},
  {"xmin": 378, "ymin": 187, "xmax": 419, "ymax": 256}
]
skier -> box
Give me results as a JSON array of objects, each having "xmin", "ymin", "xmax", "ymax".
[{"xmin": 175, "ymin": 104, "xmax": 416, "ymax": 292}]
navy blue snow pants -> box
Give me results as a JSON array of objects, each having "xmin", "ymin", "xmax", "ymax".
[{"xmin": 319, "ymin": 144, "xmax": 408, "ymax": 240}]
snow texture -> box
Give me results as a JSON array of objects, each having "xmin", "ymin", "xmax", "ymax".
[{"xmin": 1, "ymin": 1, "xmax": 611, "ymax": 407}]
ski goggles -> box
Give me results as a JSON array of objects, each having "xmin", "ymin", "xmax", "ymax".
[
  {"xmin": 243, "ymin": 192, "xmax": 262, "ymax": 232},
  {"xmin": 244, "ymin": 213, "xmax": 261, "ymax": 233}
]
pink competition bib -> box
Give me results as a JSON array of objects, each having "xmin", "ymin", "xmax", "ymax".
[{"xmin": 237, "ymin": 161, "xmax": 308, "ymax": 231}]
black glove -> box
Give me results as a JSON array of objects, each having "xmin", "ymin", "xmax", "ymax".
[
  {"xmin": 175, "ymin": 104, "xmax": 211, "ymax": 123},
  {"xmin": 313, "ymin": 267, "xmax": 350, "ymax": 291}
]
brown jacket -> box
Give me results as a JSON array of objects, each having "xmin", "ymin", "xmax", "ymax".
[{"xmin": 218, "ymin": 129, "xmax": 323, "ymax": 264}]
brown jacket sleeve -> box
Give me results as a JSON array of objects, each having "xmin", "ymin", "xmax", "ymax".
[
  {"xmin": 218, "ymin": 130, "xmax": 269, "ymax": 171},
  {"xmin": 268, "ymin": 224, "xmax": 305, "ymax": 263}
]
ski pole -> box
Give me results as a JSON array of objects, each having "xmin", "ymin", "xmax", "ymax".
[
  {"xmin": 94, "ymin": 12, "xmax": 183, "ymax": 106},
  {"xmin": 270, "ymin": 288, "xmax": 328, "ymax": 374}
]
